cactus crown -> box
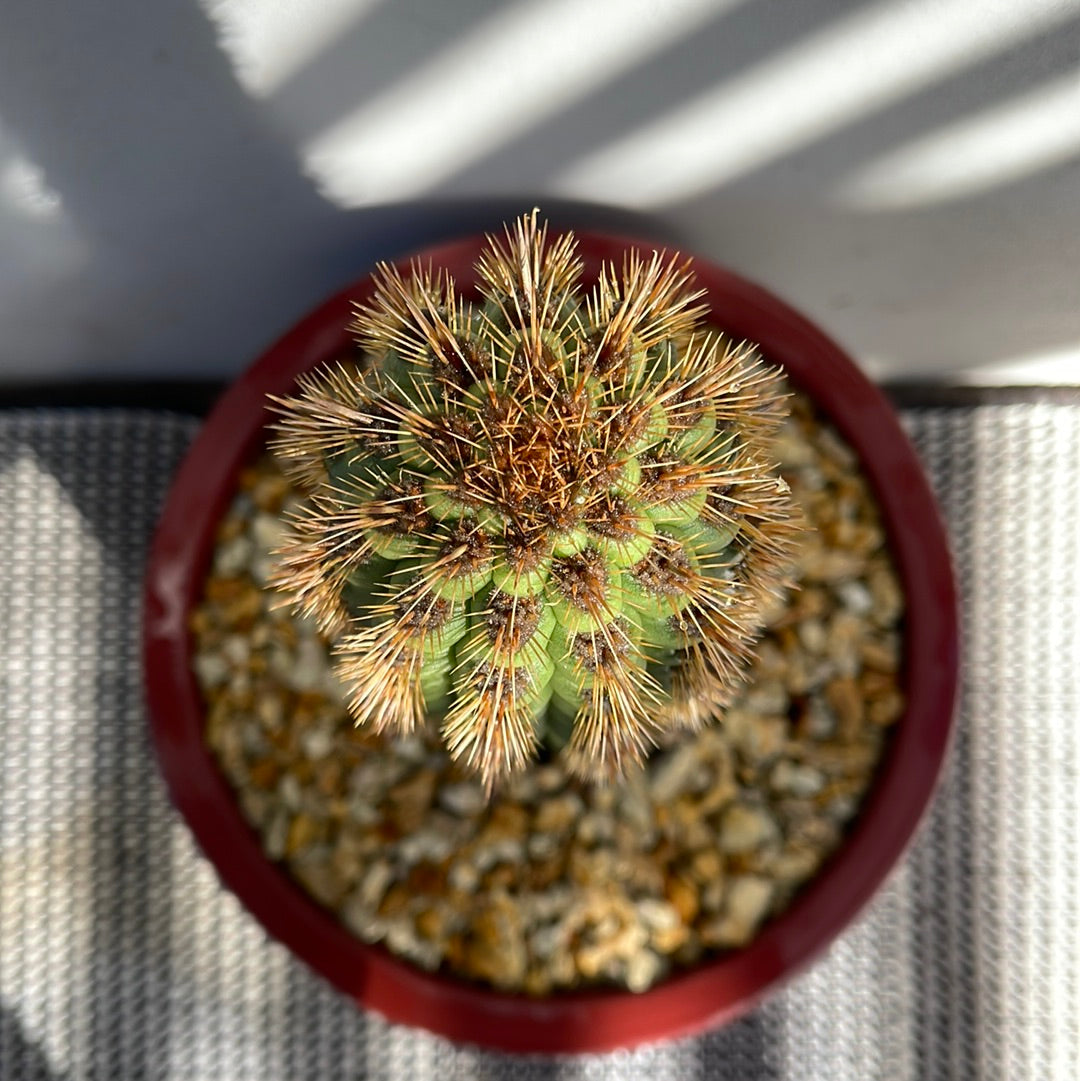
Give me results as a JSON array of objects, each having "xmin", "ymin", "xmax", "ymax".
[{"xmin": 271, "ymin": 212, "xmax": 800, "ymax": 789}]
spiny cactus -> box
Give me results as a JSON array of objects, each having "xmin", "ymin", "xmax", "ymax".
[{"xmin": 270, "ymin": 212, "xmax": 800, "ymax": 789}]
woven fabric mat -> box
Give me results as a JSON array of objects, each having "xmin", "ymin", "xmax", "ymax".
[{"xmin": 1, "ymin": 406, "xmax": 1078, "ymax": 1081}]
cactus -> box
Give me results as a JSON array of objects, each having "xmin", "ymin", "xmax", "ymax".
[{"xmin": 270, "ymin": 212, "xmax": 800, "ymax": 789}]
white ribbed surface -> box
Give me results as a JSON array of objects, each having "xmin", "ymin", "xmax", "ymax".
[{"xmin": 1, "ymin": 406, "xmax": 1078, "ymax": 1080}]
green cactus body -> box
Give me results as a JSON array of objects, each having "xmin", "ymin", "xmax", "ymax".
[{"xmin": 271, "ymin": 213, "xmax": 800, "ymax": 787}]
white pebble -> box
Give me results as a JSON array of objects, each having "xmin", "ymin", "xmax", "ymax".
[
  {"xmin": 625, "ymin": 949, "xmax": 665, "ymax": 993},
  {"xmin": 719, "ymin": 803, "xmax": 779, "ymax": 853},
  {"xmin": 771, "ymin": 760, "xmax": 826, "ymax": 798},
  {"xmin": 193, "ymin": 652, "xmax": 229, "ymax": 688},
  {"xmin": 743, "ymin": 681, "xmax": 790, "ymax": 716},
  {"xmin": 797, "ymin": 619, "xmax": 827, "ymax": 655},
  {"xmin": 300, "ymin": 726, "xmax": 334, "ymax": 761},
  {"xmin": 438, "ymin": 782, "xmax": 487, "ymax": 817},
  {"xmin": 251, "ymin": 512, "xmax": 285, "ymax": 551},
  {"xmin": 286, "ymin": 636, "xmax": 329, "ymax": 693},
  {"xmin": 278, "ymin": 772, "xmax": 302, "ymax": 811},
  {"xmin": 398, "ymin": 830, "xmax": 453, "ymax": 866},
  {"xmin": 263, "ymin": 810, "xmax": 289, "ymax": 861},
  {"xmin": 213, "ymin": 535, "xmax": 253, "ymax": 577},
  {"xmin": 448, "ymin": 860, "xmax": 480, "ymax": 893},
  {"xmin": 357, "ymin": 860, "xmax": 394, "ymax": 909},
  {"xmin": 474, "ymin": 838, "xmax": 525, "ymax": 870},
  {"xmin": 635, "ymin": 898, "xmax": 681, "ymax": 932},
  {"xmin": 836, "ymin": 580, "xmax": 873, "ymax": 615},
  {"xmin": 649, "ymin": 742, "xmax": 701, "ymax": 802}
]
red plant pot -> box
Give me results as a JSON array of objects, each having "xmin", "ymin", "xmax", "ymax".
[{"xmin": 143, "ymin": 231, "xmax": 959, "ymax": 1054}]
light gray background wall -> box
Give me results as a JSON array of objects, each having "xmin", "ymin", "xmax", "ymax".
[{"xmin": 1, "ymin": 0, "xmax": 1077, "ymax": 384}]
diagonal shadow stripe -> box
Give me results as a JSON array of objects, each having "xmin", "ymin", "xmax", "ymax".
[
  {"xmin": 719, "ymin": 16, "xmax": 1080, "ymax": 197},
  {"xmin": 267, "ymin": 0, "xmax": 534, "ymax": 136},
  {"xmin": 434, "ymin": 0, "xmax": 867, "ymax": 196}
]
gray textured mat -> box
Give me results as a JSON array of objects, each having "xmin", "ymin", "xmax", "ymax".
[{"xmin": 1, "ymin": 406, "xmax": 1078, "ymax": 1080}]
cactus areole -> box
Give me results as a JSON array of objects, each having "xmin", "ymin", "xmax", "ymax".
[{"xmin": 270, "ymin": 213, "xmax": 801, "ymax": 788}]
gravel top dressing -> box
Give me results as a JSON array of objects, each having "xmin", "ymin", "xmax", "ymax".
[{"xmin": 192, "ymin": 391, "xmax": 904, "ymax": 996}]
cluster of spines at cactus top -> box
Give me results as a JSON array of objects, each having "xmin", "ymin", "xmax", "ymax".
[{"xmin": 270, "ymin": 212, "xmax": 800, "ymax": 789}]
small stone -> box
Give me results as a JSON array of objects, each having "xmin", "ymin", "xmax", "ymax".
[
  {"xmin": 255, "ymin": 691, "xmax": 285, "ymax": 730},
  {"xmin": 651, "ymin": 923, "xmax": 690, "ymax": 954},
  {"xmin": 239, "ymin": 788, "xmax": 271, "ymax": 829},
  {"xmin": 286, "ymin": 636, "xmax": 329, "ymax": 693},
  {"xmin": 263, "ymin": 809, "xmax": 289, "ymax": 861},
  {"xmin": 690, "ymin": 847, "xmax": 724, "ymax": 884},
  {"xmin": 700, "ymin": 875, "xmax": 727, "ymax": 914},
  {"xmin": 447, "ymin": 860, "xmax": 481, "ymax": 893},
  {"xmin": 300, "ymin": 725, "xmax": 334, "ymax": 761},
  {"xmin": 221, "ymin": 585, "xmax": 263, "ymax": 628},
  {"xmin": 797, "ymin": 619, "xmax": 827, "ymax": 655},
  {"xmin": 701, "ymin": 875, "xmax": 774, "ymax": 948},
  {"xmin": 577, "ymin": 811, "xmax": 615, "ymax": 846},
  {"xmin": 533, "ymin": 764, "xmax": 565, "ymax": 793},
  {"xmin": 483, "ymin": 802, "xmax": 530, "ymax": 843},
  {"xmin": 825, "ymin": 794, "xmax": 859, "ymax": 825},
  {"xmin": 340, "ymin": 897, "xmax": 388, "ymax": 943},
  {"xmin": 798, "ymin": 696, "xmax": 837, "ymax": 740},
  {"xmin": 438, "ymin": 782, "xmax": 487, "ymax": 818},
  {"xmin": 649, "ymin": 742, "xmax": 703, "ymax": 803},
  {"xmin": 251, "ymin": 512, "xmax": 286, "ymax": 552},
  {"xmin": 388, "ymin": 768, "xmax": 438, "ymax": 833},
  {"xmin": 625, "ymin": 949, "xmax": 665, "ymax": 993},
  {"xmin": 251, "ymin": 472, "xmax": 290, "ymax": 513},
  {"xmin": 193, "ymin": 651, "xmax": 229, "ymax": 688},
  {"xmin": 533, "ymin": 791, "xmax": 583, "ymax": 834},
  {"xmin": 589, "ymin": 785, "xmax": 617, "ymax": 813},
  {"xmin": 799, "ymin": 546, "xmax": 866, "ymax": 583},
  {"xmin": 474, "ymin": 838, "xmax": 526, "ymax": 871},
  {"xmin": 397, "ymin": 828, "xmax": 453, "ymax": 867},
  {"xmin": 825, "ymin": 677, "xmax": 865, "ymax": 740},
  {"xmin": 286, "ymin": 813, "xmax": 321, "ymax": 856},
  {"xmin": 386, "ymin": 918, "xmax": 443, "ymax": 971},
  {"xmin": 278, "ymin": 772, "xmax": 302, "ymax": 811},
  {"xmin": 214, "ymin": 535, "xmax": 254, "ymax": 577},
  {"xmin": 617, "ymin": 777, "xmax": 656, "ymax": 838},
  {"xmin": 664, "ymin": 872, "xmax": 700, "ymax": 924},
  {"xmin": 770, "ymin": 759, "xmax": 825, "ymax": 798},
  {"xmin": 868, "ymin": 691, "xmax": 905, "ymax": 726},
  {"xmin": 836, "ymin": 580, "xmax": 873, "ymax": 615},
  {"xmin": 291, "ymin": 854, "xmax": 347, "ymax": 907},
  {"xmin": 248, "ymin": 756, "xmax": 280, "ymax": 791},
  {"xmin": 860, "ymin": 638, "xmax": 900, "ymax": 673},
  {"xmin": 357, "ymin": 860, "xmax": 394, "ymax": 910},
  {"xmin": 722, "ymin": 709, "xmax": 788, "ymax": 760},
  {"xmin": 826, "ymin": 611, "xmax": 864, "ymax": 677},
  {"xmin": 635, "ymin": 898, "xmax": 682, "ymax": 933},
  {"xmin": 719, "ymin": 803, "xmax": 779, "ymax": 854},
  {"xmin": 465, "ymin": 894, "xmax": 528, "ymax": 990},
  {"xmin": 743, "ymin": 680, "xmax": 790, "ymax": 716},
  {"xmin": 869, "ymin": 565, "xmax": 904, "ymax": 626},
  {"xmin": 767, "ymin": 846, "xmax": 822, "ymax": 886},
  {"xmin": 526, "ymin": 832, "xmax": 560, "ymax": 861}
]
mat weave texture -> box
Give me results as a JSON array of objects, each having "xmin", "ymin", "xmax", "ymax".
[{"xmin": 1, "ymin": 406, "xmax": 1078, "ymax": 1080}]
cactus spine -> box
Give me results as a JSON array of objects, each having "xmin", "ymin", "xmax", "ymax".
[{"xmin": 271, "ymin": 212, "xmax": 800, "ymax": 789}]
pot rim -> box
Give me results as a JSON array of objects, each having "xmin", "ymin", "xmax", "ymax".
[{"xmin": 143, "ymin": 228, "xmax": 959, "ymax": 1054}]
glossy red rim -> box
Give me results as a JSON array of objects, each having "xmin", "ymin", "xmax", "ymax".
[{"xmin": 143, "ymin": 231, "xmax": 959, "ymax": 1054}]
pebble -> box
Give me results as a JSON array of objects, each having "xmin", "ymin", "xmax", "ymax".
[
  {"xmin": 771, "ymin": 760, "xmax": 826, "ymax": 798},
  {"xmin": 533, "ymin": 793, "xmax": 583, "ymax": 834},
  {"xmin": 649, "ymin": 742, "xmax": 702, "ymax": 803},
  {"xmin": 438, "ymin": 782, "xmax": 487, "ymax": 818},
  {"xmin": 192, "ymin": 390, "xmax": 907, "ymax": 997},
  {"xmin": 700, "ymin": 876, "xmax": 774, "ymax": 949},
  {"xmin": 719, "ymin": 802, "xmax": 780, "ymax": 853}
]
